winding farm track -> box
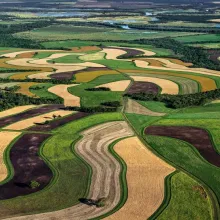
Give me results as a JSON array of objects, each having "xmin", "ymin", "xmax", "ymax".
[
  {"xmin": 105, "ymin": 137, "xmax": 175, "ymax": 220},
  {"xmin": 11, "ymin": 121, "xmax": 134, "ymax": 220}
]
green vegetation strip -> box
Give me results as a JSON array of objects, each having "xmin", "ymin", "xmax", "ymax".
[{"xmin": 0, "ymin": 113, "xmax": 124, "ymax": 218}]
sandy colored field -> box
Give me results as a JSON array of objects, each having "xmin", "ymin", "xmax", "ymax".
[
  {"xmin": 48, "ymin": 84, "xmax": 80, "ymax": 107},
  {"xmin": 1, "ymin": 50, "xmax": 61, "ymax": 58},
  {"xmin": 17, "ymin": 52, "xmax": 35, "ymax": 59},
  {"xmin": 0, "ymin": 105, "xmax": 36, "ymax": 119},
  {"xmin": 125, "ymin": 99, "xmax": 166, "ymax": 116},
  {"xmin": 74, "ymin": 70, "xmax": 119, "ymax": 83},
  {"xmin": 28, "ymin": 72, "xmax": 52, "ymax": 79},
  {"xmin": 209, "ymin": 19, "xmax": 220, "ymax": 23},
  {"xmin": 102, "ymin": 48, "xmax": 127, "ymax": 60},
  {"xmin": 79, "ymin": 52, "xmax": 105, "ymax": 61},
  {"xmin": 46, "ymin": 53, "xmax": 82, "ymax": 60},
  {"xmin": 136, "ymin": 58, "xmax": 164, "ymax": 67},
  {"xmin": 96, "ymin": 80, "xmax": 131, "ymax": 91},
  {"xmin": 72, "ymin": 46, "xmax": 101, "ymax": 53},
  {"xmin": 168, "ymin": 59, "xmax": 193, "ymax": 67},
  {"xmin": 109, "ymin": 46, "xmax": 156, "ymax": 56},
  {"xmin": 134, "ymin": 60, "xmax": 149, "ymax": 68},
  {"xmin": 3, "ymin": 110, "xmax": 73, "ymax": 130},
  {"xmin": 119, "ymin": 69, "xmax": 216, "ymax": 92},
  {"xmin": 16, "ymin": 82, "xmax": 39, "ymax": 97},
  {"xmin": 0, "ymin": 131, "xmax": 21, "ymax": 182},
  {"xmin": 12, "ymin": 121, "xmax": 134, "ymax": 220},
  {"xmin": 148, "ymin": 58, "xmax": 188, "ymax": 69},
  {"xmin": 105, "ymin": 136, "xmax": 175, "ymax": 220},
  {"xmin": 10, "ymin": 72, "xmax": 39, "ymax": 80},
  {"xmin": 131, "ymin": 76, "xmax": 179, "ymax": 94}
]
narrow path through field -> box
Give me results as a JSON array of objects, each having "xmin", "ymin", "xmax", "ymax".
[
  {"xmin": 0, "ymin": 131, "xmax": 21, "ymax": 182},
  {"xmin": 12, "ymin": 121, "xmax": 134, "ymax": 220},
  {"xmin": 105, "ymin": 136, "xmax": 175, "ymax": 220},
  {"xmin": 48, "ymin": 84, "xmax": 80, "ymax": 107}
]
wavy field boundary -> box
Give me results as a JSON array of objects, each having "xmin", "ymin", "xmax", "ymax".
[
  {"xmin": 105, "ymin": 136, "xmax": 175, "ymax": 220},
  {"xmin": 95, "ymin": 80, "xmax": 131, "ymax": 91}
]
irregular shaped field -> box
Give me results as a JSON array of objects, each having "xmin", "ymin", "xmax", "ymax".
[
  {"xmin": 106, "ymin": 137, "xmax": 175, "ymax": 220},
  {"xmin": 50, "ymin": 68, "xmax": 86, "ymax": 80},
  {"xmin": 28, "ymin": 72, "xmax": 53, "ymax": 80},
  {"xmin": 127, "ymin": 81, "xmax": 159, "ymax": 95},
  {"xmin": 16, "ymin": 82, "xmax": 39, "ymax": 97},
  {"xmin": 145, "ymin": 126, "xmax": 220, "ymax": 167},
  {"xmin": 96, "ymin": 80, "xmax": 131, "ymax": 91},
  {"xmin": 0, "ymin": 82, "xmax": 20, "ymax": 89},
  {"xmin": 0, "ymin": 104, "xmax": 64, "ymax": 128},
  {"xmin": 130, "ymin": 76, "xmax": 179, "ymax": 94},
  {"xmin": 4, "ymin": 110, "xmax": 73, "ymax": 131},
  {"xmin": 120, "ymin": 69, "xmax": 217, "ymax": 92},
  {"xmin": 102, "ymin": 48, "xmax": 127, "ymax": 60},
  {"xmin": 128, "ymin": 73, "xmax": 199, "ymax": 94},
  {"xmin": 125, "ymin": 99, "xmax": 166, "ymax": 116},
  {"xmin": 72, "ymin": 46, "xmax": 101, "ymax": 53},
  {"xmin": 28, "ymin": 112, "xmax": 90, "ymax": 132},
  {"xmin": 136, "ymin": 58, "xmax": 164, "ymax": 67},
  {"xmin": 0, "ymin": 131, "xmax": 21, "ymax": 182},
  {"xmin": 79, "ymin": 52, "xmax": 105, "ymax": 61},
  {"xmin": 19, "ymin": 121, "xmax": 133, "ymax": 220},
  {"xmin": 0, "ymin": 133, "xmax": 52, "ymax": 200},
  {"xmin": 48, "ymin": 84, "xmax": 80, "ymax": 107},
  {"xmin": 0, "ymin": 105, "xmax": 36, "ymax": 119}
]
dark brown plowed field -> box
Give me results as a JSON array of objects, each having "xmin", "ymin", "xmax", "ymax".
[
  {"xmin": 0, "ymin": 133, "xmax": 52, "ymax": 200},
  {"xmin": 145, "ymin": 126, "xmax": 220, "ymax": 167},
  {"xmin": 50, "ymin": 71, "xmax": 77, "ymax": 80},
  {"xmin": 28, "ymin": 112, "xmax": 90, "ymax": 132},
  {"xmin": 127, "ymin": 81, "xmax": 159, "ymax": 95},
  {"xmin": 105, "ymin": 47, "xmax": 144, "ymax": 58},
  {"xmin": 0, "ymin": 104, "xmax": 64, "ymax": 128}
]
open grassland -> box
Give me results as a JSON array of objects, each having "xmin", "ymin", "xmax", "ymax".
[
  {"xmin": 79, "ymin": 52, "xmax": 105, "ymax": 61},
  {"xmin": 14, "ymin": 25, "xmax": 201, "ymax": 41},
  {"xmin": 174, "ymin": 34, "xmax": 220, "ymax": 43},
  {"xmin": 0, "ymin": 131, "xmax": 21, "ymax": 182},
  {"xmin": 0, "ymin": 113, "xmax": 124, "ymax": 219},
  {"xmin": 3, "ymin": 110, "xmax": 73, "ymax": 130},
  {"xmin": 157, "ymin": 172, "xmax": 213, "ymax": 220},
  {"xmin": 106, "ymin": 136, "xmax": 175, "ymax": 220},
  {"xmin": 16, "ymin": 82, "xmax": 39, "ymax": 97},
  {"xmin": 49, "ymin": 54, "xmax": 83, "ymax": 64}
]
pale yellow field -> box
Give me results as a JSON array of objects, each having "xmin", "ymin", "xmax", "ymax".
[
  {"xmin": 0, "ymin": 105, "xmax": 36, "ymax": 118},
  {"xmin": 79, "ymin": 52, "xmax": 105, "ymax": 61},
  {"xmin": 28, "ymin": 72, "xmax": 53, "ymax": 79},
  {"xmin": 48, "ymin": 84, "xmax": 80, "ymax": 106},
  {"xmin": 131, "ymin": 76, "xmax": 179, "ymax": 94},
  {"xmin": 74, "ymin": 70, "xmax": 119, "ymax": 83},
  {"xmin": 4, "ymin": 110, "xmax": 73, "ymax": 130},
  {"xmin": 0, "ymin": 131, "xmax": 21, "ymax": 182},
  {"xmin": 106, "ymin": 137, "xmax": 175, "ymax": 220},
  {"xmin": 209, "ymin": 19, "xmax": 220, "ymax": 22},
  {"xmin": 16, "ymin": 82, "xmax": 39, "ymax": 97},
  {"xmin": 96, "ymin": 80, "xmax": 131, "ymax": 91},
  {"xmin": 134, "ymin": 60, "xmax": 149, "ymax": 68},
  {"xmin": 102, "ymin": 48, "xmax": 127, "ymax": 60}
]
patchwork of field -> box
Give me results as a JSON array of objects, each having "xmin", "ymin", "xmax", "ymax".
[{"xmin": 0, "ymin": 41, "xmax": 219, "ymax": 220}]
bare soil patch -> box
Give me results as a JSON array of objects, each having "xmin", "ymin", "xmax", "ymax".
[
  {"xmin": 106, "ymin": 137, "xmax": 175, "ymax": 220},
  {"xmin": 127, "ymin": 81, "xmax": 159, "ymax": 95},
  {"xmin": 0, "ymin": 133, "xmax": 52, "ymax": 200},
  {"xmin": 145, "ymin": 126, "xmax": 220, "ymax": 167}
]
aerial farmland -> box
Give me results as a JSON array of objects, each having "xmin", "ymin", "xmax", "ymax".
[{"xmin": 0, "ymin": 0, "xmax": 219, "ymax": 219}]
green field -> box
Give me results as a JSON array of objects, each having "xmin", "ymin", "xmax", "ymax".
[{"xmin": 174, "ymin": 34, "xmax": 220, "ymax": 43}]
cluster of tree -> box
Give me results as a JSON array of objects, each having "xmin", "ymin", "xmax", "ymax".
[
  {"xmin": 0, "ymin": 68, "xmax": 39, "ymax": 73},
  {"xmin": 0, "ymin": 91, "xmax": 62, "ymax": 111},
  {"xmin": 31, "ymin": 86, "xmax": 46, "ymax": 90},
  {"xmin": 85, "ymin": 87, "xmax": 110, "ymax": 91},
  {"xmin": 125, "ymin": 88, "xmax": 220, "ymax": 109},
  {"xmin": 0, "ymin": 77, "xmax": 74, "ymax": 85},
  {"xmin": 64, "ymin": 106, "xmax": 118, "ymax": 113},
  {"xmin": 2, "ymin": 86, "xmax": 21, "ymax": 92},
  {"xmin": 101, "ymin": 101, "xmax": 121, "ymax": 107}
]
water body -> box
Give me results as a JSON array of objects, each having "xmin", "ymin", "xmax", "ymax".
[
  {"xmin": 145, "ymin": 12, "xmax": 153, "ymax": 16},
  {"xmin": 121, "ymin": 25, "xmax": 131, "ymax": 30}
]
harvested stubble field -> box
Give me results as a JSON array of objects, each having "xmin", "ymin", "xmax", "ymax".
[
  {"xmin": 95, "ymin": 80, "xmax": 131, "ymax": 91},
  {"xmin": 106, "ymin": 136, "xmax": 175, "ymax": 220}
]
